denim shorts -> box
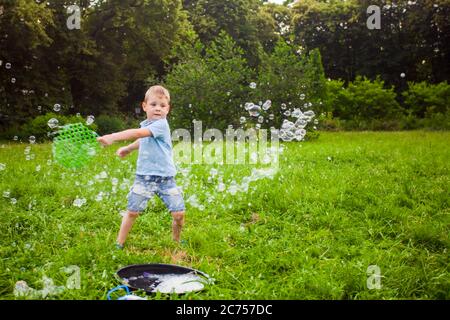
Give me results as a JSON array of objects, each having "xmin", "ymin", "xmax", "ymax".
[{"xmin": 127, "ymin": 175, "xmax": 185, "ymax": 213}]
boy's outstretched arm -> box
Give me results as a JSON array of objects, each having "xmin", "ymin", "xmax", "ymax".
[
  {"xmin": 97, "ymin": 128, "xmax": 151, "ymax": 146},
  {"xmin": 116, "ymin": 139, "xmax": 140, "ymax": 158}
]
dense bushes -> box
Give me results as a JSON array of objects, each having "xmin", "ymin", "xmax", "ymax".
[
  {"xmin": 323, "ymin": 78, "xmax": 450, "ymax": 131},
  {"xmin": 165, "ymin": 35, "xmax": 327, "ymax": 135},
  {"xmin": 329, "ymin": 76, "xmax": 402, "ymax": 120},
  {"xmin": 95, "ymin": 114, "xmax": 128, "ymax": 136},
  {"xmin": 0, "ymin": 113, "xmax": 98, "ymax": 142},
  {"xmin": 402, "ymin": 81, "xmax": 450, "ymax": 118}
]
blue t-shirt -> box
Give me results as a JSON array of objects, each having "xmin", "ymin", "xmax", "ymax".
[{"xmin": 136, "ymin": 118, "xmax": 176, "ymax": 177}]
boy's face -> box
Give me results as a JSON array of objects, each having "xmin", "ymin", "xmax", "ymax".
[{"xmin": 142, "ymin": 94, "xmax": 170, "ymax": 120}]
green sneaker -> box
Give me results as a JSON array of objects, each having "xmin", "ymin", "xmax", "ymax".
[{"xmin": 115, "ymin": 243, "xmax": 124, "ymax": 250}]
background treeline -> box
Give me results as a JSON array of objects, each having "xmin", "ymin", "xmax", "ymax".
[{"xmin": 0, "ymin": 0, "xmax": 449, "ymax": 139}]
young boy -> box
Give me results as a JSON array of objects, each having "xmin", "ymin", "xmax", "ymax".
[{"xmin": 97, "ymin": 85, "xmax": 185, "ymax": 249}]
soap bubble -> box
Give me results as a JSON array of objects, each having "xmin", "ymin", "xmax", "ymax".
[
  {"xmin": 53, "ymin": 104, "xmax": 61, "ymax": 112},
  {"xmin": 281, "ymin": 120, "xmax": 295, "ymax": 130},
  {"xmin": 11, "ymin": 78, "xmax": 16, "ymax": 84},
  {"xmin": 268, "ymin": 114, "xmax": 275, "ymax": 120},
  {"xmin": 257, "ymin": 116, "xmax": 264, "ymax": 123},
  {"xmin": 284, "ymin": 110, "xmax": 291, "ymax": 117},
  {"xmin": 29, "ymin": 136, "xmax": 36, "ymax": 144},
  {"xmin": 95, "ymin": 193, "xmax": 104, "ymax": 202},
  {"xmin": 262, "ymin": 100, "xmax": 272, "ymax": 111},
  {"xmin": 209, "ymin": 168, "xmax": 218, "ymax": 176},
  {"xmin": 295, "ymin": 119, "xmax": 307, "ymax": 129},
  {"xmin": 292, "ymin": 109, "xmax": 303, "ymax": 118},
  {"xmin": 295, "ymin": 129, "xmax": 306, "ymax": 140},
  {"xmin": 47, "ymin": 118, "xmax": 59, "ymax": 129},
  {"xmin": 5, "ymin": 62, "xmax": 11, "ymax": 69},
  {"xmin": 280, "ymin": 129, "xmax": 295, "ymax": 142},
  {"xmin": 87, "ymin": 147, "xmax": 96, "ymax": 156},
  {"xmin": 86, "ymin": 115, "xmax": 95, "ymax": 125},
  {"xmin": 249, "ymin": 82, "xmax": 257, "ymax": 89},
  {"xmin": 281, "ymin": 103, "xmax": 287, "ymax": 110},
  {"xmin": 13, "ymin": 136, "xmax": 18, "ymax": 141},
  {"xmin": 228, "ymin": 181, "xmax": 238, "ymax": 195},
  {"xmin": 304, "ymin": 110, "xmax": 315, "ymax": 118},
  {"xmin": 300, "ymin": 93, "xmax": 305, "ymax": 100},
  {"xmin": 248, "ymin": 104, "xmax": 261, "ymax": 117},
  {"xmin": 217, "ymin": 182, "xmax": 226, "ymax": 192},
  {"xmin": 400, "ymin": 73, "xmax": 406, "ymax": 78},
  {"xmin": 0, "ymin": 163, "xmax": 5, "ymax": 171},
  {"xmin": 239, "ymin": 116, "xmax": 246, "ymax": 124},
  {"xmin": 73, "ymin": 197, "xmax": 86, "ymax": 207}
]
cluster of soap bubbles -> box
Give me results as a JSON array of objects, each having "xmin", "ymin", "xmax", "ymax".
[
  {"xmin": 179, "ymin": 156, "xmax": 281, "ymax": 212},
  {"xmin": 278, "ymin": 109, "xmax": 315, "ymax": 141},
  {"xmin": 242, "ymin": 84, "xmax": 317, "ymax": 141}
]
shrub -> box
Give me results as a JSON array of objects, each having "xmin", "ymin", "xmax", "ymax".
[
  {"xmin": 165, "ymin": 32, "xmax": 252, "ymax": 132},
  {"xmin": 421, "ymin": 112, "xmax": 450, "ymax": 130},
  {"xmin": 95, "ymin": 114, "xmax": 127, "ymax": 135},
  {"xmin": 402, "ymin": 81, "xmax": 450, "ymax": 118},
  {"xmin": 18, "ymin": 113, "xmax": 98, "ymax": 142},
  {"xmin": 334, "ymin": 76, "xmax": 404, "ymax": 120}
]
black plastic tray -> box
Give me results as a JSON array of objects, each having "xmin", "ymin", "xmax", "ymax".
[{"xmin": 116, "ymin": 263, "xmax": 211, "ymax": 294}]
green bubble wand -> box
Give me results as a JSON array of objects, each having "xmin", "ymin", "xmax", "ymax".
[{"xmin": 52, "ymin": 122, "xmax": 100, "ymax": 169}]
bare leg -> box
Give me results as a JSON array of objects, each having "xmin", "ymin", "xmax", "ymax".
[
  {"xmin": 171, "ymin": 211, "xmax": 185, "ymax": 243},
  {"xmin": 117, "ymin": 211, "xmax": 140, "ymax": 246}
]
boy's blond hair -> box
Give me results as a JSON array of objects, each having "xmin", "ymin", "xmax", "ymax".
[{"xmin": 144, "ymin": 85, "xmax": 170, "ymax": 103}]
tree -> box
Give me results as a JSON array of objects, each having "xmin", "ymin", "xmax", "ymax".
[
  {"xmin": 0, "ymin": 0, "xmax": 55, "ymax": 127},
  {"xmin": 182, "ymin": 0, "xmax": 264, "ymax": 67},
  {"xmin": 0, "ymin": 0, "xmax": 194, "ymax": 129},
  {"xmin": 291, "ymin": 0, "xmax": 450, "ymax": 89},
  {"xmin": 255, "ymin": 2, "xmax": 293, "ymax": 53},
  {"xmin": 164, "ymin": 32, "xmax": 252, "ymax": 131}
]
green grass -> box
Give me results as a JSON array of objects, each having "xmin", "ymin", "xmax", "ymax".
[{"xmin": 0, "ymin": 131, "xmax": 449, "ymax": 299}]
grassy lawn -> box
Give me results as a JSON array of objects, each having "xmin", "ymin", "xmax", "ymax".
[{"xmin": 0, "ymin": 131, "xmax": 448, "ymax": 299}]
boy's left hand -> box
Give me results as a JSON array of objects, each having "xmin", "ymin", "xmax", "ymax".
[{"xmin": 97, "ymin": 135, "xmax": 114, "ymax": 146}]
